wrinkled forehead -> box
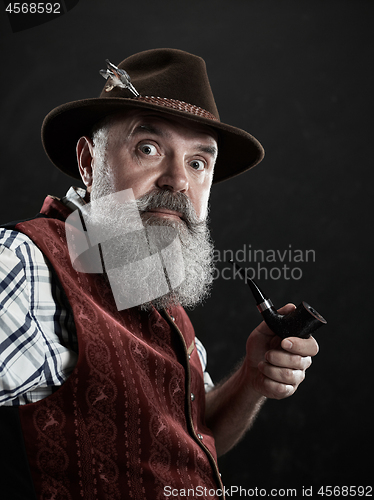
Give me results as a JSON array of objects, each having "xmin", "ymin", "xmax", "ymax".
[{"xmin": 102, "ymin": 108, "xmax": 219, "ymax": 146}]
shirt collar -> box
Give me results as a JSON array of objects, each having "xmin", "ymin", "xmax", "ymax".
[{"xmin": 60, "ymin": 186, "xmax": 87, "ymax": 212}]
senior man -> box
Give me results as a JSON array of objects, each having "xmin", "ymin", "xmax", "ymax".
[{"xmin": 0, "ymin": 49, "xmax": 319, "ymax": 499}]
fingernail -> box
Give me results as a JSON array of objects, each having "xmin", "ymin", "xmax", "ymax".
[{"xmin": 283, "ymin": 339, "xmax": 293, "ymax": 350}]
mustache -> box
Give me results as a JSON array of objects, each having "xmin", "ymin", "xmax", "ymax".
[{"xmin": 135, "ymin": 190, "xmax": 203, "ymax": 228}]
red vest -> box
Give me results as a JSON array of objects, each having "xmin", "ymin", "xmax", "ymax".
[{"xmin": 12, "ymin": 196, "xmax": 224, "ymax": 499}]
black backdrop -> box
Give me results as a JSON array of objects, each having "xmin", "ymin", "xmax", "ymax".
[{"xmin": 0, "ymin": 0, "xmax": 372, "ymax": 495}]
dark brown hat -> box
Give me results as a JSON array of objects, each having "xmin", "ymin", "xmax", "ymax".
[{"xmin": 42, "ymin": 48, "xmax": 264, "ymax": 183}]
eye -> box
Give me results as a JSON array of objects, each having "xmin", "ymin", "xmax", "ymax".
[
  {"xmin": 190, "ymin": 159, "xmax": 206, "ymax": 171},
  {"xmin": 139, "ymin": 143, "xmax": 158, "ymax": 156}
]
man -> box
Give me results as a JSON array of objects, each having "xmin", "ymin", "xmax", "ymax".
[{"xmin": 0, "ymin": 49, "xmax": 319, "ymax": 499}]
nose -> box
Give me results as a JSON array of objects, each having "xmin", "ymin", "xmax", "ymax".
[{"xmin": 156, "ymin": 155, "xmax": 189, "ymax": 193}]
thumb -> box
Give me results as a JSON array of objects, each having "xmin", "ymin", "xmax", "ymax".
[{"xmin": 256, "ymin": 303, "xmax": 296, "ymax": 336}]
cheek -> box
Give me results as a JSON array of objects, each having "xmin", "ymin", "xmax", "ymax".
[
  {"xmin": 107, "ymin": 149, "xmax": 161, "ymax": 193},
  {"xmin": 110, "ymin": 166, "xmax": 156, "ymax": 198},
  {"xmin": 104, "ymin": 151, "xmax": 136, "ymax": 188}
]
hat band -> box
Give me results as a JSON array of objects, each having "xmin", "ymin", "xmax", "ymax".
[{"xmin": 133, "ymin": 95, "xmax": 219, "ymax": 122}]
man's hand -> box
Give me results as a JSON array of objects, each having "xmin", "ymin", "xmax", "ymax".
[
  {"xmin": 205, "ymin": 303, "xmax": 320, "ymax": 456},
  {"xmin": 244, "ymin": 303, "xmax": 319, "ymax": 399}
]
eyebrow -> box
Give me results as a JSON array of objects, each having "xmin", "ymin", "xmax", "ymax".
[
  {"xmin": 131, "ymin": 123, "xmax": 218, "ymax": 158},
  {"xmin": 196, "ymin": 144, "xmax": 218, "ymax": 158},
  {"xmin": 131, "ymin": 123, "xmax": 166, "ymax": 138}
]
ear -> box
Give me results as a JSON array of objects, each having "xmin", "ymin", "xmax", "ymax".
[{"xmin": 77, "ymin": 136, "xmax": 94, "ymax": 189}]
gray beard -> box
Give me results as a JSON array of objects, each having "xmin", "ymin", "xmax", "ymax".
[{"xmin": 89, "ymin": 170, "xmax": 214, "ymax": 311}]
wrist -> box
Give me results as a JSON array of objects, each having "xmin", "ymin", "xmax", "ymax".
[{"xmin": 239, "ymin": 358, "xmax": 268, "ymax": 402}]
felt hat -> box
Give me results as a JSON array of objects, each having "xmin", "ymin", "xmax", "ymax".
[{"xmin": 42, "ymin": 48, "xmax": 264, "ymax": 183}]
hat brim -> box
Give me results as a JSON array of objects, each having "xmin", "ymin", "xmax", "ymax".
[{"xmin": 41, "ymin": 97, "xmax": 264, "ymax": 184}]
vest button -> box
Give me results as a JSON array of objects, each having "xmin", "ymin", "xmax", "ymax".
[
  {"xmin": 190, "ymin": 393, "xmax": 195, "ymax": 401},
  {"xmin": 197, "ymin": 433, "xmax": 203, "ymax": 440}
]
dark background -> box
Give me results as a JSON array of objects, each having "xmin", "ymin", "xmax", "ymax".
[{"xmin": 1, "ymin": 0, "xmax": 372, "ymax": 495}]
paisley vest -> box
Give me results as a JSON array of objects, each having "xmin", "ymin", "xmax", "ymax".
[{"xmin": 0, "ymin": 196, "xmax": 223, "ymax": 500}]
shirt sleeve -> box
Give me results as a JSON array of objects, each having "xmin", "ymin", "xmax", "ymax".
[
  {"xmin": 0, "ymin": 229, "xmax": 78, "ymax": 405},
  {"xmin": 195, "ymin": 336, "xmax": 214, "ymax": 393}
]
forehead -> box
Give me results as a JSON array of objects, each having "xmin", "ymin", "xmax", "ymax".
[{"xmin": 107, "ymin": 109, "xmax": 218, "ymax": 145}]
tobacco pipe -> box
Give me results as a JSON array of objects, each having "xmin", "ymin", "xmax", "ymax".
[{"xmin": 229, "ymin": 260, "xmax": 327, "ymax": 339}]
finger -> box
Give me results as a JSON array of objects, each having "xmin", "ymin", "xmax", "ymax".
[
  {"xmin": 265, "ymin": 350, "xmax": 312, "ymax": 370},
  {"xmin": 276, "ymin": 303, "xmax": 297, "ymax": 315},
  {"xmin": 281, "ymin": 336, "xmax": 319, "ymax": 357},
  {"xmin": 259, "ymin": 361, "xmax": 306, "ymax": 387},
  {"xmin": 256, "ymin": 372, "xmax": 295, "ymax": 400}
]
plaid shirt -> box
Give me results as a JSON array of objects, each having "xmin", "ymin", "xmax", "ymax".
[{"xmin": 0, "ymin": 187, "xmax": 213, "ymax": 406}]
